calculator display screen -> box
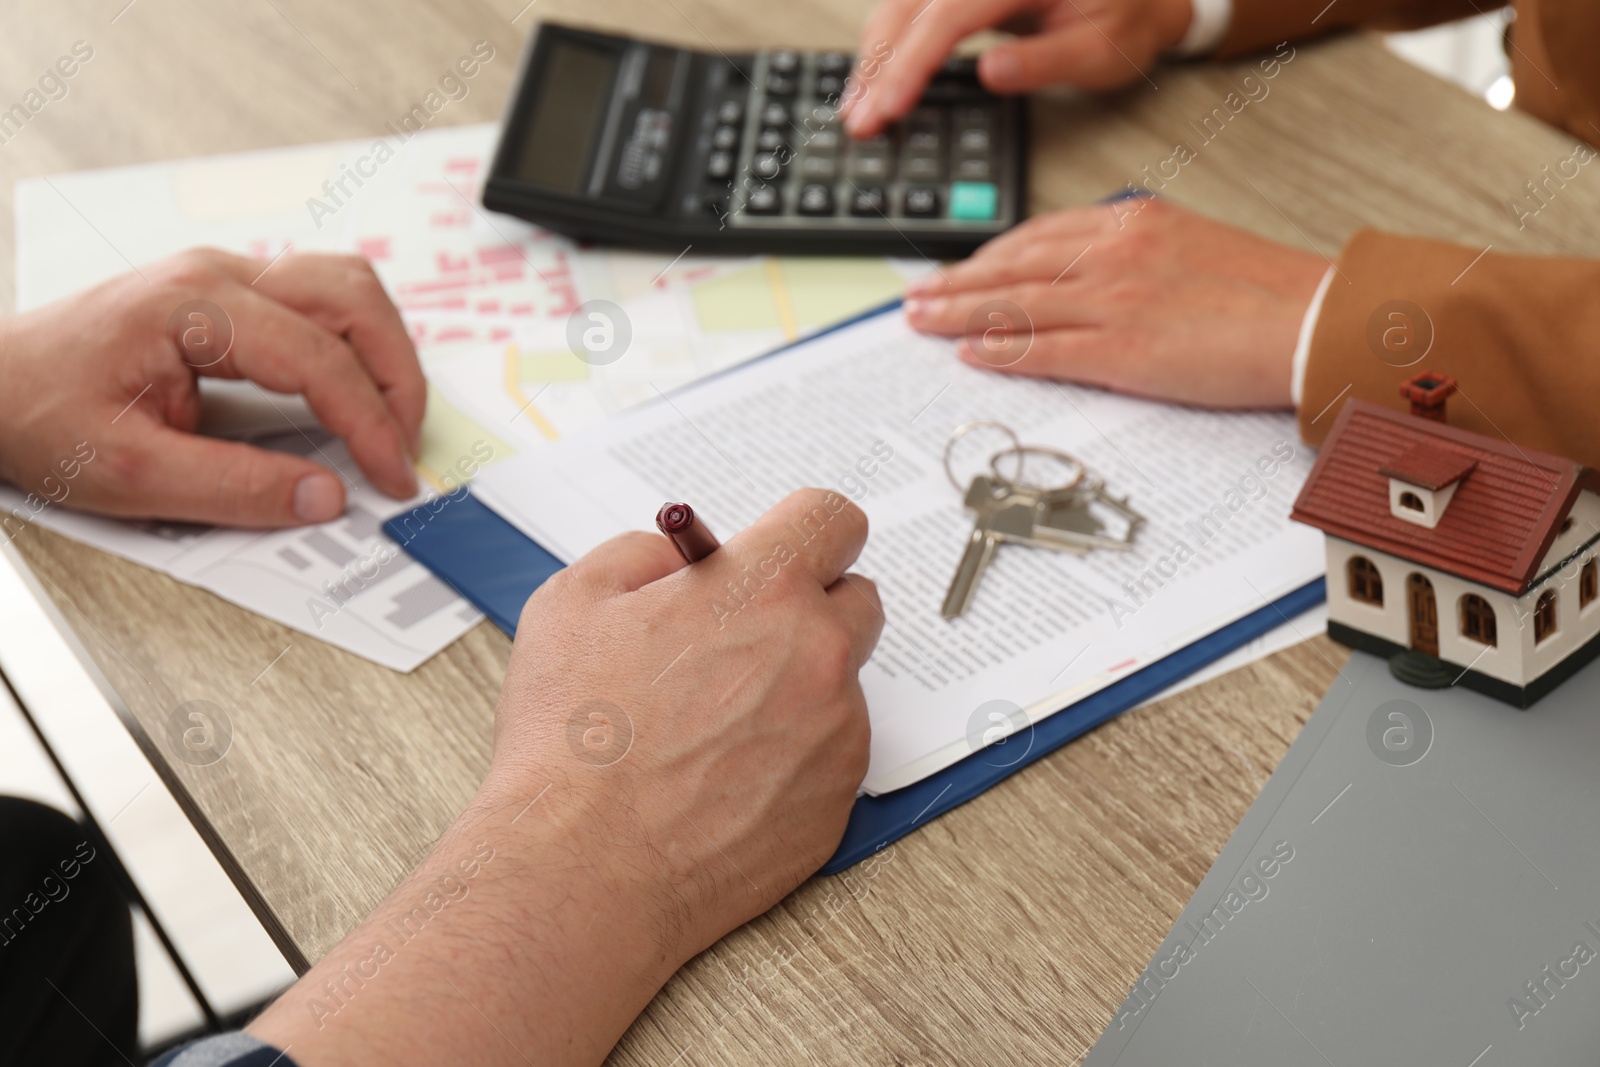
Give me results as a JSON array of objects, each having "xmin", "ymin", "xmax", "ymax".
[{"xmin": 514, "ymin": 39, "xmax": 617, "ymax": 193}]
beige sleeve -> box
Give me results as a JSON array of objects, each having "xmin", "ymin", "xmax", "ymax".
[{"xmin": 1298, "ymin": 228, "xmax": 1600, "ymax": 469}]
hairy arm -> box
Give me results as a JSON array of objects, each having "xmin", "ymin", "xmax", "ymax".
[{"xmin": 248, "ymin": 489, "xmax": 883, "ymax": 1066}]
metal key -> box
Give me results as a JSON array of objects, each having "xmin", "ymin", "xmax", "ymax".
[
  {"xmin": 943, "ymin": 474, "xmax": 1147, "ymax": 617},
  {"xmin": 941, "ymin": 476, "xmax": 1044, "ymax": 618},
  {"xmin": 1025, "ymin": 479, "xmax": 1144, "ymax": 553}
]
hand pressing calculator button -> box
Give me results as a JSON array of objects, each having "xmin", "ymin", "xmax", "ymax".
[{"xmin": 485, "ymin": 23, "xmax": 1027, "ymax": 255}]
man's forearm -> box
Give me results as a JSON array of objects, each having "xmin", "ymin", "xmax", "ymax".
[{"xmin": 247, "ymin": 766, "xmax": 683, "ymax": 1067}]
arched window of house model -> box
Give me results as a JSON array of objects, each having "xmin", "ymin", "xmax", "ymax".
[
  {"xmin": 1348, "ymin": 557, "xmax": 1383, "ymax": 606},
  {"xmin": 1398, "ymin": 491, "xmax": 1425, "ymax": 512},
  {"xmin": 1460, "ymin": 594, "xmax": 1497, "ymax": 647},
  {"xmin": 1534, "ymin": 589, "xmax": 1558, "ymax": 644},
  {"xmin": 1582, "ymin": 559, "xmax": 1597, "ymax": 609}
]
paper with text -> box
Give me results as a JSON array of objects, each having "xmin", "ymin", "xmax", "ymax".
[{"xmin": 475, "ymin": 312, "xmax": 1325, "ymax": 793}]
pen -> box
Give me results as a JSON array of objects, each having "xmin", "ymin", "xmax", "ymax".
[{"xmin": 656, "ymin": 502, "xmax": 720, "ymax": 564}]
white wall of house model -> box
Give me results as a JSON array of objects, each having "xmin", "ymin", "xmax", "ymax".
[{"xmin": 1324, "ymin": 490, "xmax": 1600, "ymax": 688}]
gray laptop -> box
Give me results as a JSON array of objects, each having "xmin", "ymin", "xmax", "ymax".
[{"xmin": 1086, "ymin": 651, "xmax": 1600, "ymax": 1066}]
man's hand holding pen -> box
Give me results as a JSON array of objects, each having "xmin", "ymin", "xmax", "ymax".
[{"xmin": 495, "ymin": 488, "xmax": 881, "ymax": 959}]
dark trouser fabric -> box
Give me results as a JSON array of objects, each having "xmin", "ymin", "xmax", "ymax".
[{"xmin": 0, "ymin": 797, "xmax": 137, "ymax": 1067}]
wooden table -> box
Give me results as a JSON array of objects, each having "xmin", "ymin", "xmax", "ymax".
[{"xmin": 8, "ymin": 2, "xmax": 1600, "ymax": 1062}]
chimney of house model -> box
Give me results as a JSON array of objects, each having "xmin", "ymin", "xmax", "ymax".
[{"xmin": 1399, "ymin": 371, "xmax": 1458, "ymax": 423}]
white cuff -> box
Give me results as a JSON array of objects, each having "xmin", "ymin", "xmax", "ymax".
[
  {"xmin": 1172, "ymin": 0, "xmax": 1233, "ymax": 56},
  {"xmin": 1290, "ymin": 267, "xmax": 1336, "ymax": 408}
]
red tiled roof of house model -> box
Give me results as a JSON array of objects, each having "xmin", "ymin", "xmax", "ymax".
[
  {"xmin": 1290, "ymin": 401, "xmax": 1600, "ymax": 595},
  {"xmin": 1377, "ymin": 443, "xmax": 1477, "ymax": 491}
]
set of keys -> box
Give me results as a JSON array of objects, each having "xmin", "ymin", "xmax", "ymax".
[{"xmin": 940, "ymin": 421, "xmax": 1145, "ymax": 619}]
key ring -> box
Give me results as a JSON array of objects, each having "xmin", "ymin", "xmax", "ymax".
[
  {"xmin": 943, "ymin": 420, "xmax": 1023, "ymax": 492},
  {"xmin": 988, "ymin": 445, "xmax": 1086, "ymax": 495}
]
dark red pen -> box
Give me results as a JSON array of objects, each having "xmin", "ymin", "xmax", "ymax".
[{"xmin": 656, "ymin": 502, "xmax": 720, "ymax": 564}]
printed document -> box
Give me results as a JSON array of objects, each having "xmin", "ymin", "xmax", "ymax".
[{"xmin": 475, "ymin": 312, "xmax": 1325, "ymax": 793}]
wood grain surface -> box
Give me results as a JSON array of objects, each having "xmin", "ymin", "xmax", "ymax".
[{"xmin": 5, "ymin": 1, "xmax": 1600, "ymax": 1062}]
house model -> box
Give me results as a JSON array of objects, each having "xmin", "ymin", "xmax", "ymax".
[{"xmin": 1291, "ymin": 374, "xmax": 1600, "ymax": 707}]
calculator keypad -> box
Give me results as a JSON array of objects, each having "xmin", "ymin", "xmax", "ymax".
[
  {"xmin": 483, "ymin": 23, "xmax": 1024, "ymax": 256},
  {"xmin": 690, "ymin": 51, "xmax": 1006, "ymax": 231},
  {"xmin": 746, "ymin": 183, "xmax": 782, "ymax": 214},
  {"xmin": 904, "ymin": 186, "xmax": 941, "ymax": 218},
  {"xmin": 798, "ymin": 183, "xmax": 835, "ymax": 215},
  {"xmin": 849, "ymin": 185, "xmax": 887, "ymax": 216}
]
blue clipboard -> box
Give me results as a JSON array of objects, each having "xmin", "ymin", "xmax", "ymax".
[{"xmin": 385, "ymin": 300, "xmax": 1325, "ymax": 874}]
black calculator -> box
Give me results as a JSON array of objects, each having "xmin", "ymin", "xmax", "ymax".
[{"xmin": 484, "ymin": 22, "xmax": 1027, "ymax": 257}]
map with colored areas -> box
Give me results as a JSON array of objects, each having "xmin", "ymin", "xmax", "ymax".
[
  {"xmin": 12, "ymin": 122, "xmax": 929, "ymax": 668},
  {"xmin": 414, "ymin": 386, "xmax": 516, "ymax": 492},
  {"xmin": 688, "ymin": 258, "xmax": 907, "ymax": 336}
]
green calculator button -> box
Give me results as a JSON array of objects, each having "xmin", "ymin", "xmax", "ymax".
[{"xmin": 949, "ymin": 182, "xmax": 998, "ymax": 221}]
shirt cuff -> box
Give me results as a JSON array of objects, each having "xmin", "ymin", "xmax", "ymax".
[
  {"xmin": 1172, "ymin": 0, "xmax": 1233, "ymax": 56},
  {"xmin": 1290, "ymin": 266, "xmax": 1336, "ymax": 408},
  {"xmin": 148, "ymin": 1033, "xmax": 301, "ymax": 1067}
]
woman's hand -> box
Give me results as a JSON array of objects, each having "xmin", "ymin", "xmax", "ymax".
[
  {"xmin": 904, "ymin": 198, "xmax": 1329, "ymax": 407},
  {"xmin": 843, "ymin": 0, "xmax": 1194, "ymax": 137},
  {"xmin": 0, "ymin": 248, "xmax": 424, "ymax": 527}
]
